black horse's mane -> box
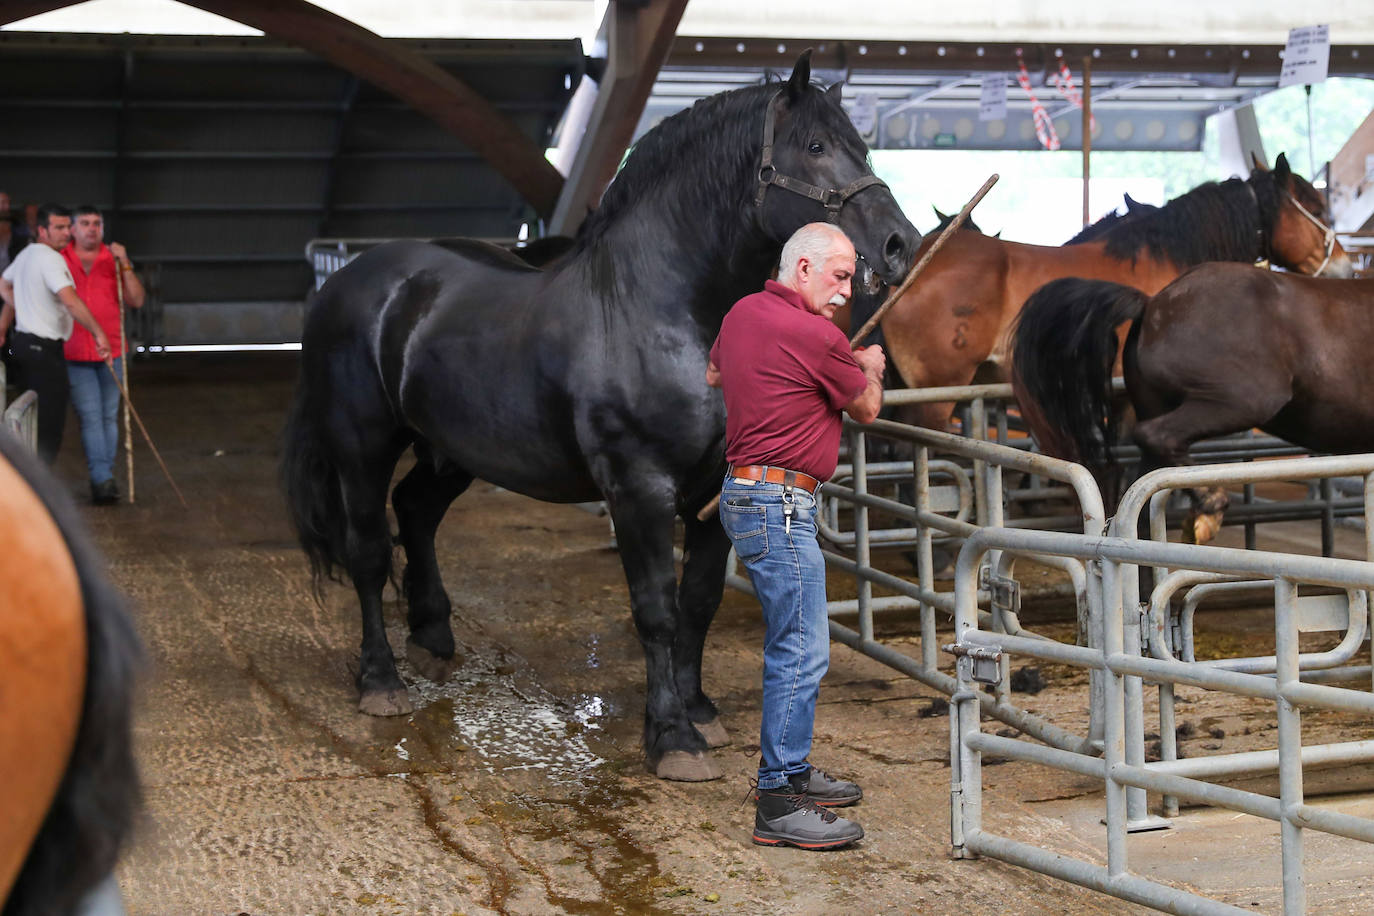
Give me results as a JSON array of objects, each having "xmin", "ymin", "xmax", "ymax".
[
  {"xmin": 1085, "ymin": 173, "xmax": 1281, "ymax": 268},
  {"xmin": 574, "ymin": 79, "xmax": 862, "ymax": 259},
  {"xmin": 1, "ymin": 432, "xmax": 142, "ymax": 916}
]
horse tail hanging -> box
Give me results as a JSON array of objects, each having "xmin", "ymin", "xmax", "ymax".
[
  {"xmin": 0, "ymin": 431, "xmax": 142, "ymax": 916},
  {"xmin": 280, "ymin": 365, "xmax": 349, "ymax": 601},
  {"xmin": 1010, "ymin": 278, "xmax": 1148, "ymax": 466}
]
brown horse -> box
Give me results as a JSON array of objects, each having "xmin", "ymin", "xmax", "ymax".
[
  {"xmin": 870, "ymin": 153, "xmax": 1352, "ymax": 430},
  {"xmin": 0, "ymin": 432, "xmax": 141, "ymax": 915},
  {"xmin": 1010, "ymin": 264, "xmax": 1374, "ymax": 542}
]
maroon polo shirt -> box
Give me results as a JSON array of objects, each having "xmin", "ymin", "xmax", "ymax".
[{"xmin": 710, "ymin": 279, "xmax": 868, "ymax": 481}]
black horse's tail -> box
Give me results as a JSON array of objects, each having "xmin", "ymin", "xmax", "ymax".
[
  {"xmin": 1010, "ymin": 278, "xmax": 1148, "ymax": 466},
  {"xmin": 280, "ymin": 364, "xmax": 350, "ymax": 600},
  {"xmin": 1, "ymin": 431, "xmax": 142, "ymax": 916}
]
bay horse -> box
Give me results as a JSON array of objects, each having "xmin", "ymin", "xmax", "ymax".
[
  {"xmin": 280, "ymin": 52, "xmax": 919, "ymax": 782},
  {"xmin": 0, "ymin": 431, "xmax": 141, "ymax": 916},
  {"xmin": 1011, "ymin": 265, "xmax": 1374, "ymax": 542},
  {"xmin": 875, "ymin": 153, "xmax": 1351, "ymax": 430}
]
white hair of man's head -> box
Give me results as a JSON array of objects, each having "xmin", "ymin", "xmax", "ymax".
[{"xmin": 777, "ymin": 222, "xmax": 852, "ymax": 286}]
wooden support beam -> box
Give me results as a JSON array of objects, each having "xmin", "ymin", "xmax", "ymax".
[
  {"xmin": 2, "ymin": 0, "xmax": 566, "ymax": 217},
  {"xmin": 549, "ymin": 0, "xmax": 687, "ymax": 235}
]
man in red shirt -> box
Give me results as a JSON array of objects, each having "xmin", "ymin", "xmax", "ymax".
[
  {"xmin": 707, "ymin": 222, "xmax": 885, "ymax": 849},
  {"xmin": 62, "ymin": 205, "xmax": 145, "ymax": 504}
]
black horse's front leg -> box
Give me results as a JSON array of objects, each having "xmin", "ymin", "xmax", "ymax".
[
  {"xmin": 602, "ymin": 478, "xmax": 721, "ymax": 781},
  {"xmin": 675, "ymin": 513, "xmax": 733, "ymax": 749}
]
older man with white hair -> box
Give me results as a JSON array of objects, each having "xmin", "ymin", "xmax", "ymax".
[{"xmin": 706, "ymin": 222, "xmax": 885, "ymax": 850}]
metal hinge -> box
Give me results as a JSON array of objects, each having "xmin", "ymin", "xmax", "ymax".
[{"xmin": 981, "ymin": 568, "xmax": 1021, "ymax": 624}]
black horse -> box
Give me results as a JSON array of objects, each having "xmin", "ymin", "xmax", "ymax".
[
  {"xmin": 1, "ymin": 431, "xmax": 141, "ymax": 916},
  {"xmin": 281, "ymin": 53, "xmax": 919, "ymax": 781}
]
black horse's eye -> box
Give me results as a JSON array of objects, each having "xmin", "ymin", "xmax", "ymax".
[{"xmin": 808, "ymin": 140, "xmax": 825, "ymax": 156}]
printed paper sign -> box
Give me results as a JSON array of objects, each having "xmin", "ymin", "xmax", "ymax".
[
  {"xmin": 1279, "ymin": 25, "xmax": 1330, "ymax": 88},
  {"xmin": 979, "ymin": 73, "xmax": 1007, "ymax": 121}
]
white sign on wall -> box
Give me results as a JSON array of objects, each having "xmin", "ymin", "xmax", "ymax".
[
  {"xmin": 979, "ymin": 73, "xmax": 1007, "ymax": 121},
  {"xmin": 1278, "ymin": 24, "xmax": 1330, "ymax": 88}
]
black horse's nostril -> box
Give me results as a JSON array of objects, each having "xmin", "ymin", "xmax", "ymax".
[{"xmin": 883, "ymin": 230, "xmax": 915, "ymax": 277}]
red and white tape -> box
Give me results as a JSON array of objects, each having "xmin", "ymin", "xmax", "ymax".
[
  {"xmin": 1016, "ymin": 51, "xmax": 1059, "ymax": 151},
  {"xmin": 1053, "ymin": 56, "xmax": 1097, "ymax": 132}
]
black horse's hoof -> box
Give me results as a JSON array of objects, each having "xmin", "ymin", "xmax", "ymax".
[
  {"xmin": 406, "ymin": 638, "xmax": 458, "ymax": 684},
  {"xmin": 693, "ymin": 717, "xmax": 731, "ymax": 748},
  {"xmin": 654, "ymin": 750, "xmax": 723, "ymax": 782},
  {"xmin": 358, "ymin": 688, "xmax": 413, "ymax": 717}
]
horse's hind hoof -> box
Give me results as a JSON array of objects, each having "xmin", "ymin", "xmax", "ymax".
[
  {"xmin": 1188, "ymin": 512, "xmax": 1223, "ymax": 545},
  {"xmin": 693, "ymin": 717, "xmax": 731, "ymax": 748},
  {"xmin": 654, "ymin": 750, "xmax": 723, "ymax": 782},
  {"xmin": 358, "ymin": 688, "xmax": 413, "ymax": 717},
  {"xmin": 406, "ymin": 638, "xmax": 458, "ymax": 684}
]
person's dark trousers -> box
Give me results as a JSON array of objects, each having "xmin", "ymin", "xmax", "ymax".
[{"xmin": 11, "ymin": 330, "xmax": 69, "ymax": 465}]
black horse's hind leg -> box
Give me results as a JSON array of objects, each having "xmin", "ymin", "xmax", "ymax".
[
  {"xmin": 393, "ymin": 450, "xmax": 473, "ymax": 684},
  {"xmin": 340, "ymin": 445, "xmax": 413, "ymax": 716},
  {"xmin": 675, "ymin": 513, "xmax": 734, "ymax": 748},
  {"xmin": 602, "ymin": 478, "xmax": 720, "ymax": 781}
]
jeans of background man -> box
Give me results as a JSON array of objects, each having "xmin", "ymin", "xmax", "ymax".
[
  {"xmin": 719, "ymin": 476, "xmax": 829, "ymax": 791},
  {"xmin": 68, "ymin": 356, "xmax": 121, "ymax": 485},
  {"xmin": 11, "ymin": 330, "xmax": 69, "ymax": 464}
]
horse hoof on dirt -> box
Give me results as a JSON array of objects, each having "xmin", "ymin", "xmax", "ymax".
[
  {"xmin": 1190, "ymin": 512, "xmax": 1222, "ymax": 545},
  {"xmin": 654, "ymin": 750, "xmax": 723, "ymax": 782},
  {"xmin": 406, "ymin": 638, "xmax": 458, "ymax": 684},
  {"xmin": 693, "ymin": 717, "xmax": 731, "ymax": 748},
  {"xmin": 358, "ymin": 688, "xmax": 413, "ymax": 717}
]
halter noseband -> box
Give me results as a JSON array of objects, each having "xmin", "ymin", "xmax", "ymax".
[
  {"xmin": 1283, "ymin": 190, "xmax": 1338, "ymax": 277},
  {"xmin": 753, "ymin": 90, "xmax": 888, "ymax": 223}
]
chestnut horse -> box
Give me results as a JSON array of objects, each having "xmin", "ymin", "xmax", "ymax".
[
  {"xmin": 0, "ymin": 431, "xmax": 141, "ymax": 916},
  {"xmin": 871, "ymin": 153, "xmax": 1351, "ymax": 429},
  {"xmin": 1012, "ymin": 265, "xmax": 1374, "ymax": 542}
]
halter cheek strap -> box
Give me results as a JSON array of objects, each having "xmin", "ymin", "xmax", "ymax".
[
  {"xmin": 1283, "ymin": 191, "xmax": 1337, "ymax": 277},
  {"xmin": 754, "ymin": 90, "xmax": 889, "ymax": 223}
]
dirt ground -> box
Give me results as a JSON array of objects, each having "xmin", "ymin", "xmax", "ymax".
[{"xmin": 46, "ymin": 353, "xmax": 1374, "ymax": 914}]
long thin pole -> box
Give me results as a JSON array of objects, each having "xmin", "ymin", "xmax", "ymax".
[
  {"xmin": 699, "ymin": 174, "xmax": 1000, "ymax": 521},
  {"xmin": 115, "ymin": 259, "xmax": 134, "ymax": 503},
  {"xmin": 1082, "ymin": 57, "xmax": 1092, "ymax": 228},
  {"xmin": 103, "ymin": 359, "xmax": 187, "ymax": 508}
]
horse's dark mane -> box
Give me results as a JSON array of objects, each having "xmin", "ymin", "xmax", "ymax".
[
  {"xmin": 1064, "ymin": 208, "xmax": 1138, "ymax": 244},
  {"xmin": 573, "ymin": 80, "xmax": 864, "ymax": 266},
  {"xmin": 1091, "ymin": 173, "xmax": 1280, "ymax": 268},
  {"xmin": 1, "ymin": 432, "xmax": 142, "ymax": 916}
]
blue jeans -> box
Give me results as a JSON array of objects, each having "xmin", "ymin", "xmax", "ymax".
[
  {"xmin": 719, "ymin": 476, "xmax": 829, "ymax": 791},
  {"xmin": 67, "ymin": 357, "xmax": 122, "ymax": 484}
]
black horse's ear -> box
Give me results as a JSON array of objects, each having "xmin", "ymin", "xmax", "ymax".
[
  {"xmin": 933, "ymin": 206, "xmax": 948, "ymax": 219},
  {"xmin": 825, "ymin": 80, "xmax": 845, "ymax": 103},
  {"xmin": 1250, "ymin": 151, "xmax": 1269, "ymax": 172},
  {"xmin": 787, "ymin": 49, "xmax": 813, "ymax": 100},
  {"xmin": 1275, "ymin": 151, "xmax": 1291, "ymax": 178},
  {"xmin": 1123, "ymin": 192, "xmax": 1140, "ymax": 211}
]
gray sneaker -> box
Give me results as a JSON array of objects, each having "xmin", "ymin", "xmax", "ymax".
[
  {"xmin": 752, "ymin": 782, "xmax": 864, "ymax": 850},
  {"xmin": 752, "ymin": 762, "xmax": 864, "ymax": 808}
]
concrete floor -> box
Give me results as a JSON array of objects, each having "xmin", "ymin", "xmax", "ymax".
[{"xmin": 45, "ymin": 353, "xmax": 1374, "ymax": 915}]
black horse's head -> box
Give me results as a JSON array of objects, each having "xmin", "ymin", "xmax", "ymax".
[{"xmin": 756, "ymin": 52, "xmax": 920, "ymax": 285}]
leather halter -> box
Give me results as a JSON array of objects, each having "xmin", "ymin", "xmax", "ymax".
[
  {"xmin": 753, "ymin": 90, "xmax": 889, "ymax": 223},
  {"xmin": 1243, "ymin": 178, "xmax": 1272, "ymax": 264}
]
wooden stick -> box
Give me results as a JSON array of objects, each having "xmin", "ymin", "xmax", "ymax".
[
  {"xmin": 103, "ymin": 359, "xmax": 187, "ymax": 508},
  {"xmin": 698, "ymin": 176, "xmax": 1000, "ymax": 523},
  {"xmin": 847, "ymin": 172, "xmax": 999, "ymax": 348},
  {"xmin": 115, "ymin": 259, "xmax": 135, "ymax": 503}
]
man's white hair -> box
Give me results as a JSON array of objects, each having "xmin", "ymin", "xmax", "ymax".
[{"xmin": 777, "ymin": 222, "xmax": 852, "ymax": 285}]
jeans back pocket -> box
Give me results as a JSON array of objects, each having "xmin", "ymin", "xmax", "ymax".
[{"xmin": 720, "ymin": 499, "xmax": 768, "ymax": 561}]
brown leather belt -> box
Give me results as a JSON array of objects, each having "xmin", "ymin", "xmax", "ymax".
[{"xmin": 728, "ymin": 464, "xmax": 822, "ymax": 494}]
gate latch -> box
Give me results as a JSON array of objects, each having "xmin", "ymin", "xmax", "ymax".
[
  {"xmin": 980, "ymin": 568, "xmax": 1021, "ymax": 627},
  {"xmin": 946, "ymin": 642, "xmax": 1004, "ymax": 686}
]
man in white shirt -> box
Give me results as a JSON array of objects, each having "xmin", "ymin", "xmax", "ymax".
[{"xmin": 0, "ymin": 203, "xmax": 110, "ymax": 464}]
